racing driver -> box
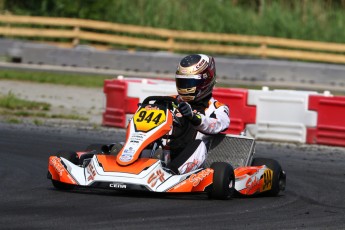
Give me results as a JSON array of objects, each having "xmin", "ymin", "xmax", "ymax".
[{"xmin": 167, "ymin": 54, "xmax": 230, "ymax": 174}]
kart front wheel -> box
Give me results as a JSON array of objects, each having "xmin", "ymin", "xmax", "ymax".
[
  {"xmin": 209, "ymin": 162, "xmax": 235, "ymax": 200},
  {"xmin": 56, "ymin": 150, "xmax": 78, "ymax": 165},
  {"xmin": 251, "ymin": 158, "xmax": 286, "ymax": 196},
  {"xmin": 52, "ymin": 180, "xmax": 75, "ymax": 190},
  {"xmin": 52, "ymin": 151, "xmax": 78, "ymax": 190}
]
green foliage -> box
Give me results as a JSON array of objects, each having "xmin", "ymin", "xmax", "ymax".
[
  {"xmin": 5, "ymin": 117, "xmax": 22, "ymax": 124},
  {"xmin": 0, "ymin": 92, "xmax": 50, "ymax": 110},
  {"xmin": 2, "ymin": 0, "xmax": 345, "ymax": 43},
  {"xmin": 33, "ymin": 119, "xmax": 43, "ymax": 125}
]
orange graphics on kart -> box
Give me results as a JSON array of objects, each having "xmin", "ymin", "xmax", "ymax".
[{"xmin": 48, "ymin": 96, "xmax": 286, "ymax": 199}]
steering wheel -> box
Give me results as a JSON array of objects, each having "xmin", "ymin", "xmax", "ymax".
[
  {"xmin": 141, "ymin": 96, "xmax": 182, "ymax": 126},
  {"xmin": 142, "ymin": 96, "xmax": 178, "ymax": 108}
]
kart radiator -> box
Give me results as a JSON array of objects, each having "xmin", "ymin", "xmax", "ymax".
[{"xmin": 205, "ymin": 134, "xmax": 255, "ymax": 168}]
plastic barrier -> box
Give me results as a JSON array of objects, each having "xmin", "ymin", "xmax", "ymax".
[
  {"xmin": 103, "ymin": 78, "xmax": 345, "ymax": 148},
  {"xmin": 103, "ymin": 77, "xmax": 176, "ymax": 128},
  {"xmin": 125, "ymin": 78, "xmax": 176, "ymax": 102},
  {"xmin": 247, "ymin": 88, "xmax": 318, "ymax": 143},
  {"xmin": 102, "ymin": 79, "xmax": 139, "ymax": 127},
  {"xmin": 213, "ymin": 88, "xmax": 256, "ymax": 135},
  {"xmin": 307, "ymin": 95, "xmax": 345, "ymax": 147}
]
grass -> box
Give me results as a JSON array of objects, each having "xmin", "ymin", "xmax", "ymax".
[
  {"xmin": 0, "ymin": 92, "xmax": 88, "ymax": 121},
  {"xmin": 50, "ymin": 114, "xmax": 88, "ymax": 120},
  {"xmin": 0, "ymin": 92, "xmax": 50, "ymax": 110},
  {"xmin": 5, "ymin": 117, "xmax": 22, "ymax": 124},
  {"xmin": 0, "ymin": 69, "xmax": 108, "ymax": 87},
  {"xmin": 33, "ymin": 119, "xmax": 43, "ymax": 125}
]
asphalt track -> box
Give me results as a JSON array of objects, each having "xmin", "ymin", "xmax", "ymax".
[{"xmin": 1, "ymin": 123, "xmax": 345, "ymax": 230}]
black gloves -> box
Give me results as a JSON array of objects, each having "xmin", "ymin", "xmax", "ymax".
[
  {"xmin": 178, "ymin": 102, "xmax": 193, "ymax": 118},
  {"xmin": 178, "ymin": 102, "xmax": 202, "ymax": 126}
]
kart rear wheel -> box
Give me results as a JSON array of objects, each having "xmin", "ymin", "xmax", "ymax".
[
  {"xmin": 251, "ymin": 158, "xmax": 286, "ymax": 196},
  {"xmin": 52, "ymin": 180, "xmax": 75, "ymax": 190},
  {"xmin": 109, "ymin": 142, "xmax": 123, "ymax": 156},
  {"xmin": 85, "ymin": 144, "xmax": 107, "ymax": 153},
  {"xmin": 209, "ymin": 162, "xmax": 235, "ymax": 200},
  {"xmin": 85, "ymin": 143, "xmax": 123, "ymax": 156}
]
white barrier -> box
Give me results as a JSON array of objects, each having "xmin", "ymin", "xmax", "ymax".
[
  {"xmin": 104, "ymin": 77, "xmax": 344, "ymax": 146},
  {"xmin": 246, "ymin": 88, "xmax": 320, "ymax": 143},
  {"xmin": 120, "ymin": 77, "xmax": 176, "ymax": 127},
  {"xmin": 125, "ymin": 78, "xmax": 177, "ymax": 102}
]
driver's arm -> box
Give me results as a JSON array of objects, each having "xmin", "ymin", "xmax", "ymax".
[{"xmin": 196, "ymin": 104, "xmax": 230, "ymax": 134}]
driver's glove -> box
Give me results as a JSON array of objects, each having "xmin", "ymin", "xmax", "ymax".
[{"xmin": 178, "ymin": 102, "xmax": 202, "ymax": 126}]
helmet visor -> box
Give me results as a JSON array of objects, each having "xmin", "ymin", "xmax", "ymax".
[{"xmin": 175, "ymin": 75, "xmax": 204, "ymax": 93}]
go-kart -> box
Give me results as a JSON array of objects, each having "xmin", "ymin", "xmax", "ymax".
[{"xmin": 47, "ymin": 96, "xmax": 286, "ymax": 199}]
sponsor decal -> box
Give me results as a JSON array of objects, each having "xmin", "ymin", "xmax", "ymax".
[
  {"xmin": 128, "ymin": 133, "xmax": 145, "ymax": 143},
  {"xmin": 180, "ymin": 159, "xmax": 199, "ymax": 174},
  {"xmin": 132, "ymin": 133, "xmax": 145, "ymax": 139},
  {"xmin": 194, "ymin": 59, "xmax": 206, "ymax": 71},
  {"xmin": 50, "ymin": 157, "xmax": 65, "ymax": 176},
  {"xmin": 124, "ymin": 147, "xmax": 135, "ymax": 154},
  {"xmin": 87, "ymin": 163, "xmax": 96, "ymax": 181},
  {"xmin": 189, "ymin": 168, "xmax": 212, "ymax": 187},
  {"xmin": 262, "ymin": 169, "xmax": 273, "ymax": 192},
  {"xmin": 109, "ymin": 183, "xmax": 127, "ymax": 189},
  {"xmin": 119, "ymin": 153, "xmax": 133, "ymax": 162},
  {"xmin": 245, "ymin": 176, "xmax": 260, "ymax": 191},
  {"xmin": 147, "ymin": 169, "xmax": 165, "ymax": 187},
  {"xmin": 119, "ymin": 147, "xmax": 135, "ymax": 162}
]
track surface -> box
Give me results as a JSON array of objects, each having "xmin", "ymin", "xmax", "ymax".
[{"xmin": 1, "ymin": 123, "xmax": 345, "ymax": 230}]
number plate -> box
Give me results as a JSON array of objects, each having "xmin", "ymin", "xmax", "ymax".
[{"xmin": 133, "ymin": 105, "xmax": 166, "ymax": 132}]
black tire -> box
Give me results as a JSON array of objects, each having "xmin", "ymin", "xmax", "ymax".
[
  {"xmin": 251, "ymin": 158, "xmax": 286, "ymax": 196},
  {"xmin": 52, "ymin": 150, "xmax": 78, "ymax": 190},
  {"xmin": 56, "ymin": 150, "xmax": 78, "ymax": 165},
  {"xmin": 209, "ymin": 162, "xmax": 235, "ymax": 200},
  {"xmin": 85, "ymin": 143, "xmax": 107, "ymax": 153},
  {"xmin": 109, "ymin": 142, "xmax": 123, "ymax": 156},
  {"xmin": 52, "ymin": 180, "xmax": 75, "ymax": 190}
]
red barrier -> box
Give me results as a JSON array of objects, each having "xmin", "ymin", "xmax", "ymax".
[
  {"xmin": 103, "ymin": 79, "xmax": 139, "ymax": 127},
  {"xmin": 213, "ymin": 88, "xmax": 256, "ymax": 134},
  {"xmin": 307, "ymin": 95, "xmax": 345, "ymax": 147},
  {"xmin": 103, "ymin": 79, "xmax": 256, "ymax": 132}
]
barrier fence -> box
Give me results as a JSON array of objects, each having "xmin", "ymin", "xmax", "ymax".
[
  {"xmin": 103, "ymin": 77, "xmax": 345, "ymax": 148},
  {"xmin": 1, "ymin": 15, "xmax": 345, "ymax": 64},
  {"xmin": 307, "ymin": 95, "xmax": 345, "ymax": 146}
]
